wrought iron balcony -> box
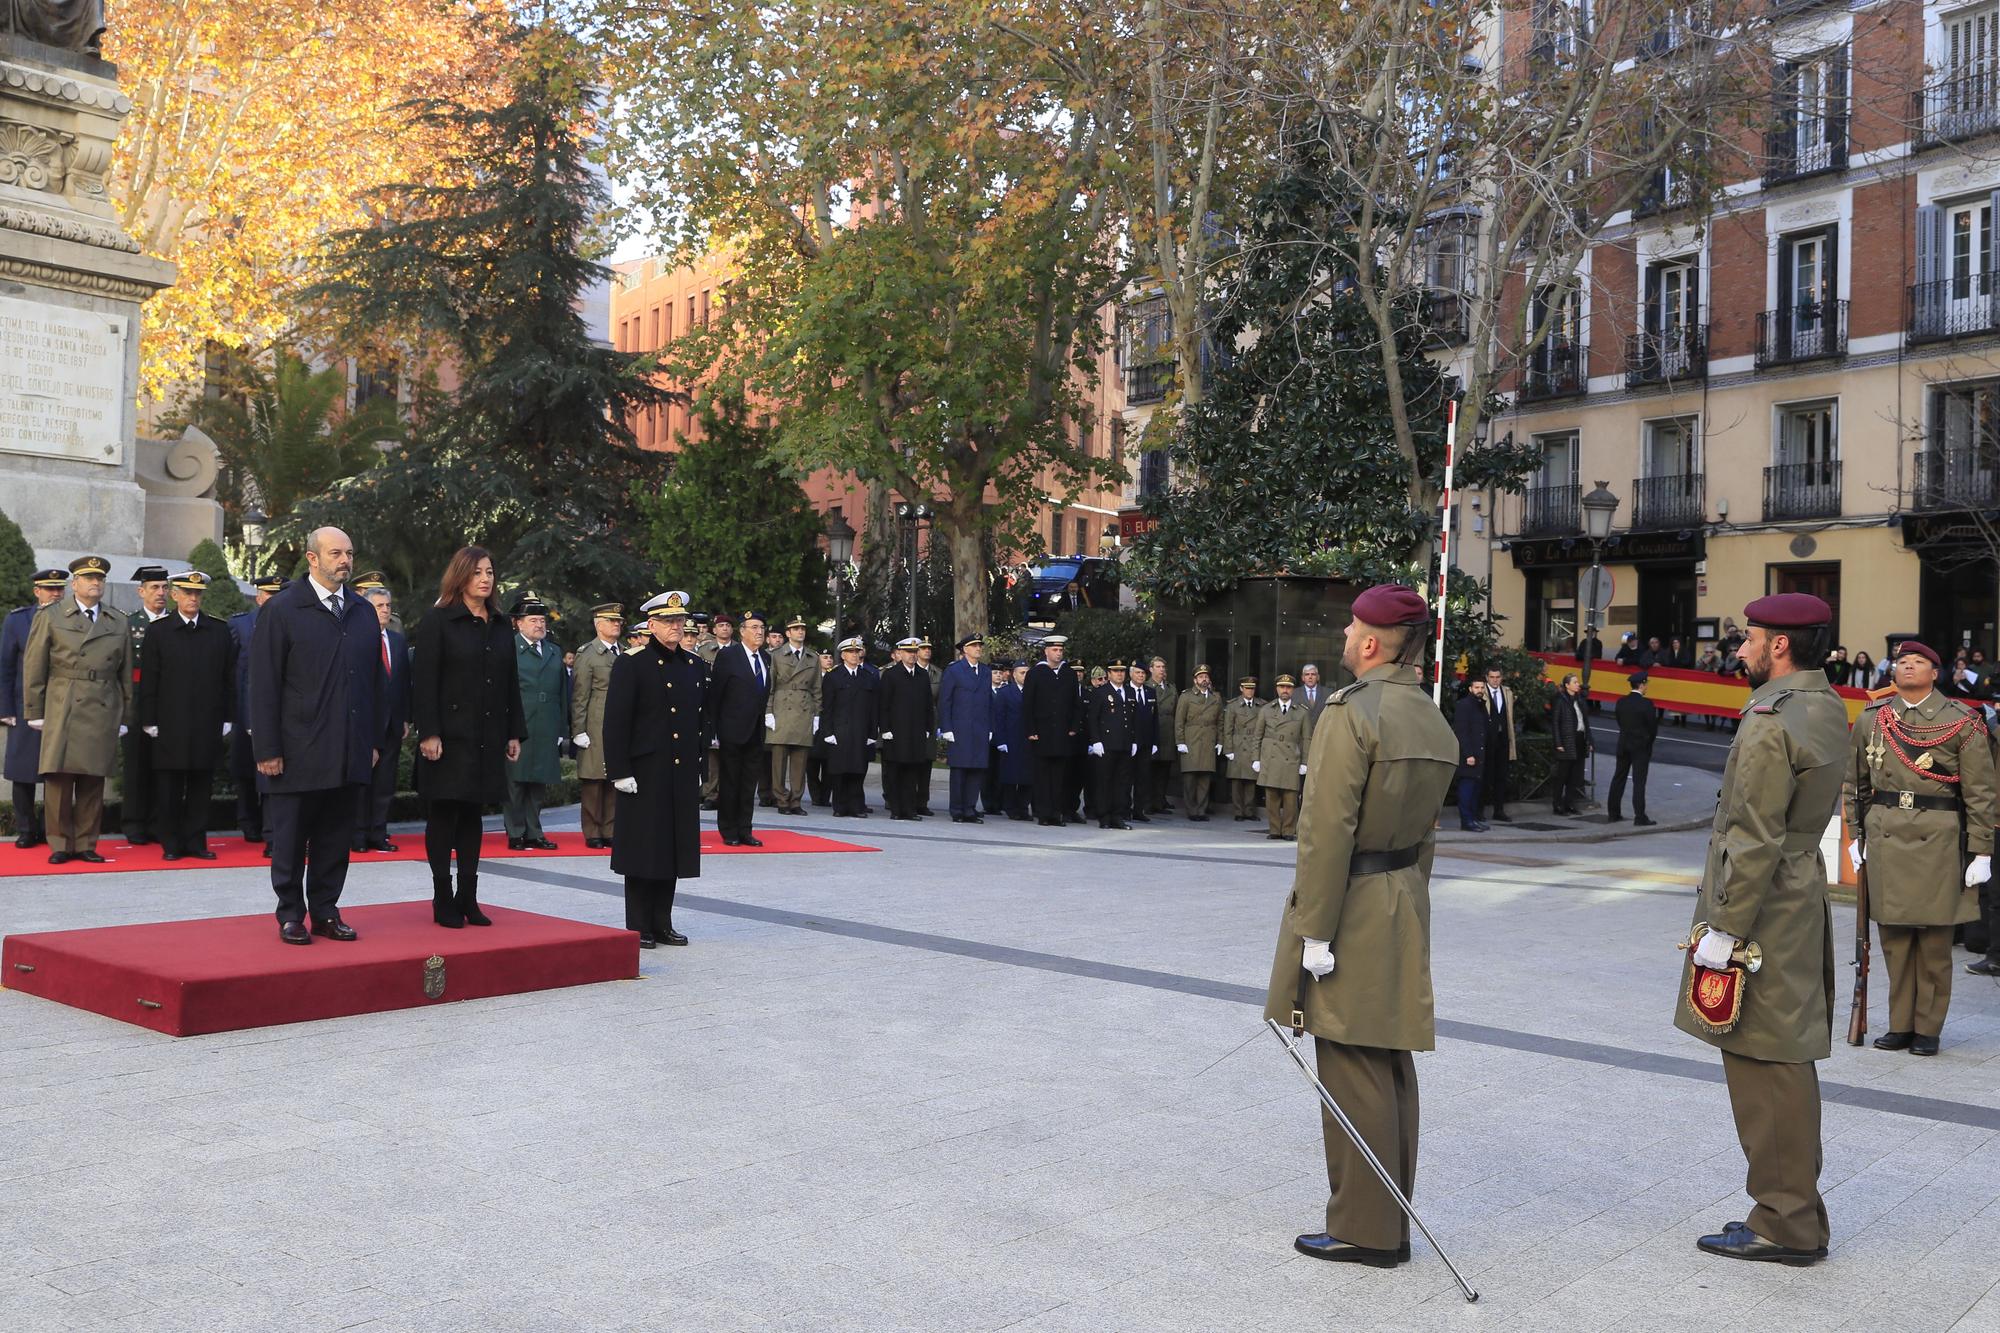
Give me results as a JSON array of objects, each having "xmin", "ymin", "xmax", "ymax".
[
  {"xmin": 1420, "ymin": 290, "xmax": 1470, "ymax": 347},
  {"xmin": 1625, "ymin": 325, "xmax": 1708, "ymax": 388},
  {"xmin": 1119, "ymin": 294, "xmax": 1175, "ymax": 404},
  {"xmin": 1518, "ymin": 483, "xmax": 1580, "ymax": 536},
  {"xmin": 1762, "ymin": 124, "xmax": 1846, "ymax": 186},
  {"xmin": 1914, "ymin": 448, "xmax": 2000, "ymax": 509},
  {"xmin": 1918, "ymin": 69, "xmax": 2000, "ymax": 146},
  {"xmin": 1755, "ymin": 300, "xmax": 1847, "ymax": 368},
  {"xmin": 1909, "ymin": 276, "xmax": 2000, "ymax": 344},
  {"xmin": 1630, "ymin": 473, "xmax": 1705, "ymax": 529},
  {"xmin": 1124, "ymin": 359, "xmax": 1174, "ymax": 405},
  {"xmin": 1762, "ymin": 462, "xmax": 1842, "ymax": 520},
  {"xmin": 1520, "ymin": 338, "xmax": 1587, "ymax": 401}
]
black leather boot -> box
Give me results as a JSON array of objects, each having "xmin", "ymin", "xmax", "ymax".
[
  {"xmin": 660, "ymin": 882, "xmax": 687, "ymax": 946},
  {"xmin": 433, "ymin": 873, "xmax": 463, "ymax": 928},
  {"xmin": 457, "ymin": 870, "xmax": 492, "ymax": 927}
]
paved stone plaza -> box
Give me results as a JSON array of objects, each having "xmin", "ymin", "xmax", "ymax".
[{"xmin": 2, "ymin": 797, "xmax": 1999, "ymax": 1331}]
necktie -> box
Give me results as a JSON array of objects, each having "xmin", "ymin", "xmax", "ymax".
[
  {"xmin": 1282, "ymin": 703, "xmax": 1289, "ymax": 713},
  {"xmin": 381, "ymin": 632, "xmax": 392, "ymax": 674},
  {"xmin": 1307, "ymin": 688, "xmax": 1315, "ymax": 705},
  {"xmin": 327, "ymin": 593, "xmax": 342, "ymax": 617},
  {"xmin": 86, "ymin": 606, "xmax": 96, "ymax": 623},
  {"xmin": 753, "ymin": 652, "xmax": 765, "ymax": 687}
]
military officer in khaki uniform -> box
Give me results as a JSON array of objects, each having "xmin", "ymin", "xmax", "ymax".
[
  {"xmin": 1675, "ymin": 592, "xmax": 1848, "ymax": 1265},
  {"xmin": 767, "ymin": 615, "xmax": 820, "ymax": 815},
  {"xmin": 1253, "ymin": 673, "xmax": 1315, "ymax": 840},
  {"xmin": 1221, "ymin": 676, "xmax": 1264, "ymax": 820},
  {"xmin": 1173, "ymin": 666, "xmax": 1222, "ymax": 819},
  {"xmin": 1147, "ymin": 658, "xmax": 1177, "ymax": 814},
  {"xmin": 1843, "ymin": 640, "xmax": 1996, "ymax": 1055},
  {"xmin": 570, "ymin": 603, "xmax": 625, "ymax": 847},
  {"xmin": 1264, "ymin": 584, "xmax": 1457, "ymax": 1268},
  {"xmin": 22, "ymin": 556, "xmax": 133, "ymax": 863}
]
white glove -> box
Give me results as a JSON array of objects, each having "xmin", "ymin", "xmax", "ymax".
[
  {"xmin": 997, "ymin": 743, "xmax": 1008, "ymax": 752},
  {"xmin": 825, "ymin": 734, "xmax": 837, "ymax": 745},
  {"xmin": 614, "ymin": 776, "xmax": 638, "ymax": 794},
  {"xmin": 709, "ymin": 738, "xmax": 719, "ymax": 749},
  {"xmin": 221, "ymin": 721, "xmax": 232, "ymax": 736},
  {"xmin": 1252, "ymin": 760, "xmax": 1261, "ymax": 773},
  {"xmin": 880, "ymin": 731, "xmax": 893, "ymax": 741},
  {"xmin": 1130, "ymin": 743, "xmax": 1138, "ymax": 756},
  {"xmin": 0, "ymin": 716, "xmax": 13, "ymax": 727},
  {"xmin": 573, "ymin": 733, "xmax": 590, "ymax": 749},
  {"xmin": 118, "ymin": 724, "xmax": 128, "ymax": 737},
  {"xmin": 941, "ymin": 731, "xmax": 955, "ymax": 742},
  {"xmin": 1849, "ymin": 841, "xmax": 1864, "ymax": 872},
  {"xmin": 765, "ymin": 712, "xmax": 776, "ymax": 730},
  {"xmin": 144, "ymin": 725, "xmax": 158, "ymax": 738},
  {"xmin": 1176, "ymin": 743, "xmax": 1187, "ymax": 754},
  {"xmin": 1969, "ymin": 854, "xmax": 1993, "ymax": 888},
  {"xmin": 1302, "ymin": 939, "xmax": 1336, "ymax": 979},
  {"xmin": 1215, "ymin": 744, "xmax": 1222, "ymax": 755},
  {"xmin": 27, "ymin": 719, "xmax": 42, "ymax": 731},
  {"xmin": 1692, "ymin": 928, "xmax": 1738, "ymax": 970},
  {"xmin": 811, "ymin": 716, "xmax": 819, "ymax": 732},
  {"xmin": 1088, "ymin": 742, "xmax": 1104, "ymax": 756},
  {"xmin": 1225, "ymin": 752, "xmax": 1234, "ymax": 761},
  {"xmin": 1299, "ymin": 763, "xmax": 1308, "ymax": 776}
]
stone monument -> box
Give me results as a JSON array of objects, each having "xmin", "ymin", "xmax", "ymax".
[{"xmin": 0, "ymin": 4, "xmax": 202, "ymax": 572}]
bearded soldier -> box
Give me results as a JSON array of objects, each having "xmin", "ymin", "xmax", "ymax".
[
  {"xmin": 1674, "ymin": 593, "xmax": 1847, "ymax": 1266},
  {"xmin": 1264, "ymin": 584, "xmax": 1456, "ymax": 1268},
  {"xmin": 1844, "ymin": 640, "xmax": 1997, "ymax": 1055}
]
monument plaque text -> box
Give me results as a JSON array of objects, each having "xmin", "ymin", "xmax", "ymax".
[{"xmin": 0, "ymin": 294, "xmax": 124, "ymax": 464}]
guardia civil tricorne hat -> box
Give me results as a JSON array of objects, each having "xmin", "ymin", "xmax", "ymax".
[{"xmin": 131, "ymin": 563, "xmax": 169, "ymax": 583}]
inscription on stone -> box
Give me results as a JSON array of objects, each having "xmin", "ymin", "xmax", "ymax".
[{"xmin": 0, "ymin": 295, "xmax": 122, "ymax": 464}]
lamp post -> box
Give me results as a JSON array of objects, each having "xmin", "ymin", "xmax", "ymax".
[
  {"xmin": 824, "ymin": 509, "xmax": 855, "ymax": 641},
  {"xmin": 241, "ymin": 504, "xmax": 268, "ymax": 578},
  {"xmin": 1578, "ymin": 481, "xmax": 1620, "ymax": 799},
  {"xmin": 894, "ymin": 501, "xmax": 930, "ymax": 637}
]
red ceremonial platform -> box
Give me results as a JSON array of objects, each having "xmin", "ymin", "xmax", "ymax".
[
  {"xmin": 0, "ymin": 828, "xmax": 876, "ymax": 878},
  {"xmin": 2, "ymin": 902, "xmax": 642, "ymax": 1037}
]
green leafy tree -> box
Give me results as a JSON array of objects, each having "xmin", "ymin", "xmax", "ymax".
[
  {"xmin": 0, "ymin": 508, "xmax": 34, "ymax": 611},
  {"xmin": 298, "ymin": 21, "xmax": 674, "ymax": 620},
  {"xmin": 1130, "ymin": 136, "xmax": 1538, "ymax": 604},
  {"xmin": 1051, "ymin": 608, "xmax": 1157, "ymax": 673},
  {"xmin": 185, "ymin": 539, "xmax": 248, "ymax": 617},
  {"xmin": 636, "ymin": 400, "xmax": 828, "ymax": 624}
]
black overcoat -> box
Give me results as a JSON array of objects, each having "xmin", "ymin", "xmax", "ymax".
[
  {"xmin": 1614, "ymin": 692, "xmax": 1658, "ymax": 756},
  {"xmin": 604, "ymin": 639, "xmax": 706, "ymax": 879},
  {"xmin": 1022, "ymin": 659, "xmax": 1080, "ymax": 757},
  {"xmin": 1552, "ymin": 693, "xmax": 1591, "ymax": 757},
  {"xmin": 410, "ymin": 602, "xmax": 526, "ymax": 805},
  {"xmin": 1085, "ymin": 683, "xmax": 1139, "ymax": 752},
  {"xmin": 0, "ymin": 604, "xmax": 45, "ymax": 784},
  {"xmin": 1451, "ymin": 692, "xmax": 1487, "ymax": 771},
  {"xmin": 820, "ymin": 664, "xmax": 877, "ymax": 776},
  {"xmin": 249, "ymin": 579, "xmax": 387, "ymax": 793},
  {"xmin": 137, "ymin": 613, "xmax": 236, "ymax": 770},
  {"xmin": 706, "ymin": 641, "xmax": 771, "ymax": 747},
  {"xmin": 875, "ymin": 662, "xmax": 934, "ymax": 764}
]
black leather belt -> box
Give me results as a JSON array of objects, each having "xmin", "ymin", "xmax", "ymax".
[
  {"xmin": 1350, "ymin": 844, "xmax": 1423, "ymax": 875},
  {"xmin": 1870, "ymin": 790, "xmax": 1960, "ymax": 813}
]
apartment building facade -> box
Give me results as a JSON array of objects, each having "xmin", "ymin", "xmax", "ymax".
[{"xmin": 1459, "ymin": 0, "xmax": 2000, "ymax": 663}]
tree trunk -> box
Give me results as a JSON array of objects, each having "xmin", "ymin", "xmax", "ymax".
[{"xmin": 945, "ymin": 504, "xmax": 988, "ymax": 640}]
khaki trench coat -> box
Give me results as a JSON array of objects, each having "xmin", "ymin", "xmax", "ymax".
[
  {"xmin": 569, "ymin": 637, "xmax": 620, "ymax": 781},
  {"xmin": 766, "ymin": 643, "xmax": 821, "ymax": 747},
  {"xmin": 1152, "ymin": 680, "xmax": 1179, "ymax": 753},
  {"xmin": 1174, "ymin": 688, "xmax": 1222, "ymax": 774},
  {"xmin": 1673, "ymin": 669, "xmax": 1849, "ymax": 1063},
  {"xmin": 1262, "ymin": 664, "xmax": 1458, "ymax": 1051},
  {"xmin": 1252, "ymin": 698, "xmax": 1315, "ymax": 793},
  {"xmin": 1222, "ymin": 696, "xmax": 1264, "ymax": 781},
  {"xmin": 1843, "ymin": 692, "xmax": 1997, "ymax": 927},
  {"xmin": 22, "ymin": 596, "xmax": 132, "ymax": 778}
]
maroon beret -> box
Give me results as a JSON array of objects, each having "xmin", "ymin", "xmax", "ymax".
[
  {"xmin": 1742, "ymin": 592, "xmax": 1831, "ymax": 629},
  {"xmin": 1352, "ymin": 583, "xmax": 1432, "ymax": 627},
  {"xmin": 1894, "ymin": 640, "xmax": 1943, "ymax": 668}
]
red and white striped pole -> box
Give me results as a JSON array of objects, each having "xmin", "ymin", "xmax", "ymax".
[{"xmin": 1432, "ymin": 399, "xmax": 1458, "ymax": 707}]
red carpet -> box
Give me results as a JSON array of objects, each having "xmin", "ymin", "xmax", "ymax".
[
  {"xmin": 2, "ymin": 902, "xmax": 638, "ymax": 1036},
  {"xmin": 0, "ymin": 828, "xmax": 877, "ymax": 877}
]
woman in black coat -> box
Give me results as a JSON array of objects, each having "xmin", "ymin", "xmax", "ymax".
[
  {"xmin": 1550, "ymin": 672, "xmax": 1591, "ymax": 816},
  {"xmin": 410, "ymin": 547, "xmax": 524, "ymax": 927},
  {"xmin": 603, "ymin": 604, "xmax": 707, "ymax": 947}
]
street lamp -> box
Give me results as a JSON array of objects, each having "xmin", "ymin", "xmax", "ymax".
[
  {"xmin": 241, "ymin": 504, "xmax": 268, "ymax": 576},
  {"xmin": 824, "ymin": 509, "xmax": 855, "ymax": 640},
  {"xmin": 894, "ymin": 501, "xmax": 931, "ymax": 637},
  {"xmin": 1578, "ymin": 481, "xmax": 1620, "ymax": 801}
]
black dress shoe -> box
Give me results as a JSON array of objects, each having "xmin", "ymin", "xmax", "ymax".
[
  {"xmin": 1873, "ymin": 1030, "xmax": 1914, "ymax": 1051},
  {"xmin": 1492, "ymin": 813, "xmax": 1511, "ymax": 822},
  {"xmin": 15, "ymin": 835, "xmax": 42, "ymax": 850},
  {"xmin": 261, "ymin": 845, "xmax": 273, "ymax": 858},
  {"xmin": 1065, "ymin": 814, "xmax": 1087, "ymax": 825},
  {"xmin": 891, "ymin": 815, "xmax": 918, "ymax": 822},
  {"xmin": 661, "ymin": 928, "xmax": 689, "ymax": 946},
  {"xmin": 74, "ymin": 850, "xmax": 106, "ymax": 863},
  {"xmin": 1130, "ymin": 815, "xmax": 1151, "ymax": 823},
  {"xmin": 375, "ymin": 840, "xmax": 399, "ymax": 853},
  {"xmin": 279, "ymin": 921, "xmax": 312, "ymax": 946},
  {"xmin": 192, "ymin": 849, "xmax": 218, "ymax": 860},
  {"xmin": 739, "ymin": 836, "xmax": 763, "ymax": 848},
  {"xmin": 163, "ymin": 852, "xmax": 182, "ymax": 862},
  {"xmin": 1634, "ymin": 816, "xmax": 1658, "ymax": 827},
  {"xmin": 638, "ymin": 934, "xmax": 657, "ymax": 949},
  {"xmin": 126, "ymin": 835, "xmax": 155, "ymax": 846},
  {"xmin": 1912, "ymin": 1033, "xmax": 1941, "ymax": 1056},
  {"xmin": 965, "ymin": 815, "xmax": 984, "ymax": 824},
  {"xmin": 507, "ymin": 837, "xmax": 527, "ymax": 850},
  {"xmin": 46, "ymin": 851, "xmax": 71, "ymax": 865},
  {"xmin": 1292, "ymin": 1234, "xmax": 1406, "ymax": 1267},
  {"xmin": 1695, "ymin": 1227, "xmax": 1824, "ymax": 1264},
  {"xmin": 1968, "ymin": 958, "xmax": 2000, "ymax": 976},
  {"xmin": 310, "ymin": 916, "xmax": 358, "ymax": 942}
]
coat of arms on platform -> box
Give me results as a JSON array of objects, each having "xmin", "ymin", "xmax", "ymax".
[{"xmin": 423, "ymin": 954, "xmax": 446, "ymax": 1000}]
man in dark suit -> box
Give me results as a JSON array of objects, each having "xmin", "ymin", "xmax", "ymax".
[
  {"xmin": 1481, "ymin": 665, "xmax": 1517, "ymax": 823},
  {"xmin": 1128, "ymin": 669, "xmax": 1157, "ymax": 822},
  {"xmin": 820, "ymin": 637, "xmax": 877, "ymax": 816},
  {"xmin": 228, "ymin": 574, "xmax": 283, "ymax": 846},
  {"xmin": 250, "ymin": 527, "xmax": 388, "ymax": 945},
  {"xmin": 121, "ymin": 563, "xmax": 172, "ymax": 844},
  {"xmin": 0, "ymin": 568, "xmax": 66, "ymax": 848},
  {"xmin": 704, "ymin": 609, "xmax": 771, "ymax": 846},
  {"xmin": 1452, "ymin": 678, "xmax": 1490, "ymax": 831},
  {"xmin": 1608, "ymin": 671, "xmax": 1659, "ymax": 825},
  {"xmin": 1022, "ymin": 635, "xmax": 1080, "ymax": 826},
  {"xmin": 876, "ymin": 637, "xmax": 935, "ymax": 819},
  {"xmin": 936, "ymin": 632, "xmax": 993, "ymax": 822},
  {"xmin": 137, "ymin": 571, "xmax": 236, "ymax": 859},
  {"xmin": 1085, "ymin": 660, "xmax": 1139, "ymax": 829},
  {"xmin": 352, "ymin": 577, "xmax": 411, "ymax": 852}
]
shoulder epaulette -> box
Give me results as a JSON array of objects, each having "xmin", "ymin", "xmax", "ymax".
[
  {"xmin": 1745, "ymin": 689, "xmax": 1795, "ymax": 715},
  {"xmin": 1328, "ymin": 681, "xmax": 1369, "ymax": 705},
  {"xmin": 1862, "ymin": 697, "xmax": 1890, "ymax": 712}
]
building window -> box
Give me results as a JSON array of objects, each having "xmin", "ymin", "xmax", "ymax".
[
  {"xmin": 1120, "ymin": 296, "xmax": 1174, "ymax": 404},
  {"xmin": 1759, "ymin": 227, "xmax": 1845, "ymax": 366},
  {"xmin": 1635, "ymin": 416, "xmax": 1704, "ymax": 527},
  {"xmin": 1766, "ymin": 48, "xmax": 1847, "ymax": 183},
  {"xmin": 1521, "ymin": 431, "xmax": 1580, "ymax": 535},
  {"xmin": 354, "ymin": 361, "xmax": 398, "ymax": 408},
  {"xmin": 1530, "ymin": 0, "xmax": 1587, "ymax": 63},
  {"xmin": 1914, "ymin": 196, "xmax": 2000, "ymax": 341},
  {"xmin": 1766, "ymin": 401, "xmax": 1840, "ymax": 519},
  {"xmin": 1137, "ymin": 449, "xmax": 1169, "ymax": 498},
  {"xmin": 1049, "ymin": 508, "xmax": 1064, "ymax": 556},
  {"xmin": 1630, "ymin": 257, "xmax": 1706, "ymax": 385},
  {"xmin": 686, "ymin": 294, "xmax": 696, "ymax": 333},
  {"xmin": 1076, "ymin": 413, "xmax": 1094, "ymax": 456},
  {"xmin": 1921, "ymin": 380, "xmax": 2000, "ymax": 508},
  {"xmin": 1522, "ymin": 286, "xmax": 1585, "ymax": 400},
  {"xmin": 700, "ymin": 289, "xmax": 711, "ymax": 326},
  {"xmin": 1109, "ymin": 417, "xmax": 1126, "ymax": 471},
  {"xmin": 1074, "ymin": 517, "xmax": 1087, "ymax": 555},
  {"xmin": 1418, "ymin": 215, "xmax": 1474, "ymax": 345},
  {"xmin": 1923, "ymin": 4, "xmax": 2000, "ymax": 142}
]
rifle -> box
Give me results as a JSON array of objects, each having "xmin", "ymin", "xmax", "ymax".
[{"xmin": 1846, "ymin": 683, "xmax": 1896, "ymax": 1047}]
